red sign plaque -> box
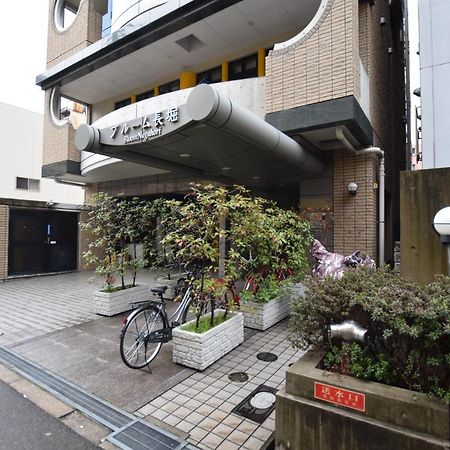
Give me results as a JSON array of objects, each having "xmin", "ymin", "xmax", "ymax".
[{"xmin": 314, "ymin": 382, "xmax": 366, "ymax": 412}]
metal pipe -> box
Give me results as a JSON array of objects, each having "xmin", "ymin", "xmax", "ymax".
[
  {"xmin": 335, "ymin": 128, "xmax": 385, "ymax": 265},
  {"xmin": 329, "ymin": 320, "xmax": 367, "ymax": 345}
]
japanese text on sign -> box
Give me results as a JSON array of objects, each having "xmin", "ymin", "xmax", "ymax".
[
  {"xmin": 314, "ymin": 382, "xmax": 365, "ymax": 412},
  {"xmin": 110, "ymin": 107, "xmax": 179, "ymax": 144}
]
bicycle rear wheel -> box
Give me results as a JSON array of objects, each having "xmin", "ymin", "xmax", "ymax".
[{"xmin": 120, "ymin": 305, "xmax": 165, "ymax": 369}]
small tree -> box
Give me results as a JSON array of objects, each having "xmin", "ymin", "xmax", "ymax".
[
  {"xmin": 81, "ymin": 193, "xmax": 157, "ymax": 291},
  {"xmin": 81, "ymin": 192, "xmax": 123, "ymax": 291}
]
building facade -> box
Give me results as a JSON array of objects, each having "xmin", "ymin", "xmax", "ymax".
[
  {"xmin": 0, "ymin": 102, "xmax": 84, "ymax": 280},
  {"xmin": 37, "ymin": 0, "xmax": 407, "ymax": 267},
  {"xmin": 400, "ymin": 0, "xmax": 450, "ymax": 282}
]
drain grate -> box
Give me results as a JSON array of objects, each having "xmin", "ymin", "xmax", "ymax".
[
  {"xmin": 232, "ymin": 384, "xmax": 277, "ymax": 423},
  {"xmin": 256, "ymin": 352, "xmax": 278, "ymax": 362},
  {"xmin": 0, "ymin": 346, "xmax": 194, "ymax": 449},
  {"xmin": 108, "ymin": 419, "xmax": 186, "ymax": 450}
]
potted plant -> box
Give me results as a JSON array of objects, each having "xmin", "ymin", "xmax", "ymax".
[
  {"xmin": 237, "ymin": 206, "xmax": 311, "ymax": 330},
  {"xmin": 162, "ymin": 184, "xmax": 258, "ymax": 370},
  {"xmin": 276, "ymin": 267, "xmax": 450, "ymax": 450},
  {"xmin": 81, "ymin": 193, "xmax": 153, "ymax": 316}
]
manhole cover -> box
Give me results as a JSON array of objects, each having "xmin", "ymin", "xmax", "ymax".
[
  {"xmin": 257, "ymin": 352, "xmax": 278, "ymax": 362},
  {"xmin": 228, "ymin": 372, "xmax": 249, "ymax": 382},
  {"xmin": 232, "ymin": 385, "xmax": 278, "ymax": 423},
  {"xmin": 249, "ymin": 392, "xmax": 276, "ymax": 409}
]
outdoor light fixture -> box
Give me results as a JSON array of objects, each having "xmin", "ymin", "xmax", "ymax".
[
  {"xmin": 433, "ymin": 207, "xmax": 450, "ymax": 276},
  {"xmin": 433, "ymin": 207, "xmax": 450, "ymax": 243},
  {"xmin": 179, "ymin": 153, "xmax": 190, "ymax": 158},
  {"xmin": 347, "ymin": 182, "xmax": 358, "ymax": 195}
]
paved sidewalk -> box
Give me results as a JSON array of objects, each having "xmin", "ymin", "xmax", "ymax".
[
  {"xmin": 0, "ymin": 271, "xmax": 304, "ymax": 449},
  {"xmin": 136, "ymin": 320, "xmax": 303, "ymax": 450},
  {"xmin": 0, "ymin": 271, "xmax": 163, "ymax": 347}
]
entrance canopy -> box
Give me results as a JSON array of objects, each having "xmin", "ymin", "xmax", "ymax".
[{"xmin": 75, "ymin": 84, "xmax": 324, "ymax": 185}]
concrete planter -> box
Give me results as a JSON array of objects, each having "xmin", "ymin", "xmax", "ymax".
[
  {"xmin": 172, "ymin": 311, "xmax": 244, "ymax": 371},
  {"xmin": 242, "ymin": 283, "xmax": 305, "ymax": 331},
  {"xmin": 94, "ymin": 284, "xmax": 149, "ymax": 316},
  {"xmin": 276, "ymin": 350, "xmax": 450, "ymax": 450},
  {"xmin": 155, "ymin": 277, "xmax": 178, "ymax": 300}
]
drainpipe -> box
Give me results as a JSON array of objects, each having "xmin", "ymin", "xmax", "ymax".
[{"xmin": 336, "ymin": 127, "xmax": 385, "ymax": 265}]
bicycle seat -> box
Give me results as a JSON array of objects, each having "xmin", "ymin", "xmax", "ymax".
[{"xmin": 151, "ymin": 286, "xmax": 168, "ymax": 295}]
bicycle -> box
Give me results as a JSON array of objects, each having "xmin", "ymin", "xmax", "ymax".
[{"xmin": 119, "ymin": 269, "xmax": 203, "ymax": 369}]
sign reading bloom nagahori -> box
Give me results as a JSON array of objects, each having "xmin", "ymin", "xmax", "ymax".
[{"xmin": 100, "ymin": 106, "xmax": 187, "ymax": 146}]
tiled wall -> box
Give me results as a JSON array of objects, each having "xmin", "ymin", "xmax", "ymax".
[
  {"xmin": 47, "ymin": 0, "xmax": 102, "ymax": 67},
  {"xmin": 43, "ymin": 0, "xmax": 102, "ymax": 170},
  {"xmin": 266, "ymin": 0, "xmax": 360, "ymax": 113},
  {"xmin": 333, "ymin": 150, "xmax": 378, "ymax": 260}
]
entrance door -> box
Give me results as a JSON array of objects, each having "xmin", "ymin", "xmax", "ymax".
[{"xmin": 8, "ymin": 209, "xmax": 78, "ymax": 276}]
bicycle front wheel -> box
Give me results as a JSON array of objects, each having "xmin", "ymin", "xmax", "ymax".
[{"xmin": 120, "ymin": 305, "xmax": 165, "ymax": 369}]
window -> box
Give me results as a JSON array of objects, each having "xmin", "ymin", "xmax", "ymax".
[
  {"xmin": 115, "ymin": 98, "xmax": 132, "ymax": 110},
  {"xmin": 197, "ymin": 66, "xmax": 222, "ymax": 84},
  {"xmin": 229, "ymin": 53, "xmax": 258, "ymax": 81},
  {"xmin": 54, "ymin": 0, "xmax": 80, "ymax": 32},
  {"xmin": 159, "ymin": 80, "xmax": 180, "ymax": 95},
  {"xmin": 136, "ymin": 90, "xmax": 155, "ymax": 102},
  {"xmin": 16, "ymin": 177, "xmax": 40, "ymax": 191}
]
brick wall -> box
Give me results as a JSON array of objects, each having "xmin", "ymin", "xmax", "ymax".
[
  {"xmin": 47, "ymin": 0, "xmax": 102, "ymax": 67},
  {"xmin": 266, "ymin": 0, "xmax": 360, "ymax": 113},
  {"xmin": 0, "ymin": 205, "xmax": 9, "ymax": 280},
  {"xmin": 43, "ymin": 0, "xmax": 102, "ymax": 171},
  {"xmin": 43, "ymin": 92, "xmax": 79, "ymax": 166},
  {"xmin": 333, "ymin": 150, "xmax": 378, "ymax": 260}
]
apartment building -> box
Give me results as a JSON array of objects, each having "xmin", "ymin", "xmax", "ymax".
[
  {"xmin": 0, "ymin": 102, "xmax": 84, "ymax": 280},
  {"xmin": 36, "ymin": 0, "xmax": 407, "ymax": 267}
]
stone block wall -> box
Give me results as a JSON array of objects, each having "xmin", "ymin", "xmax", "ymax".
[{"xmin": 0, "ymin": 205, "xmax": 9, "ymax": 280}]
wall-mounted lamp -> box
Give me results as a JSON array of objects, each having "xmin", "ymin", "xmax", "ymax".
[
  {"xmin": 380, "ymin": 17, "xmax": 386, "ymax": 26},
  {"xmin": 433, "ymin": 207, "xmax": 450, "ymax": 243},
  {"xmin": 433, "ymin": 206, "xmax": 450, "ymax": 276},
  {"xmin": 347, "ymin": 182, "xmax": 358, "ymax": 195}
]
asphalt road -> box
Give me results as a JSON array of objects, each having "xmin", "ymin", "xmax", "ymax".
[{"xmin": 0, "ymin": 380, "xmax": 98, "ymax": 450}]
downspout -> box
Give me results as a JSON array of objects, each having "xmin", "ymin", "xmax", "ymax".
[{"xmin": 336, "ymin": 127, "xmax": 385, "ymax": 265}]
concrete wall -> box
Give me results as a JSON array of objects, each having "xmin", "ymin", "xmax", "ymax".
[
  {"xmin": 419, "ymin": 0, "xmax": 450, "ymax": 169},
  {"xmin": 0, "ymin": 102, "xmax": 84, "ymax": 204},
  {"xmin": 400, "ymin": 168, "xmax": 450, "ymax": 283}
]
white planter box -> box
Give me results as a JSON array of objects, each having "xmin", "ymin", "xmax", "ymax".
[
  {"xmin": 172, "ymin": 311, "xmax": 244, "ymax": 371},
  {"xmin": 94, "ymin": 284, "xmax": 149, "ymax": 316},
  {"xmin": 156, "ymin": 277, "xmax": 178, "ymax": 300},
  {"xmin": 242, "ymin": 283, "xmax": 305, "ymax": 331}
]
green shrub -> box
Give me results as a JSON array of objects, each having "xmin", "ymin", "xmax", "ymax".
[
  {"xmin": 239, "ymin": 274, "xmax": 288, "ymax": 304},
  {"xmin": 289, "ymin": 267, "xmax": 450, "ymax": 402}
]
